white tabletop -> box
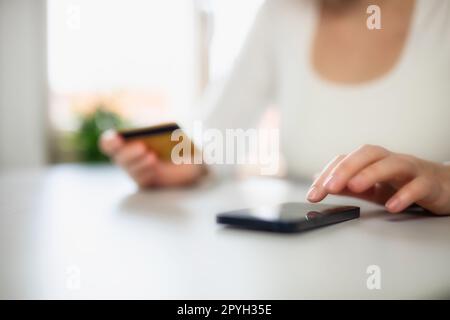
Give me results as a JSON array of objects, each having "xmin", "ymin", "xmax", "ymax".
[{"xmin": 0, "ymin": 164, "xmax": 449, "ymax": 299}]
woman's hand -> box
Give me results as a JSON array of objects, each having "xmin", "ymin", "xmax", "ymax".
[
  {"xmin": 99, "ymin": 130, "xmax": 206, "ymax": 188},
  {"xmin": 307, "ymin": 145, "xmax": 450, "ymax": 215}
]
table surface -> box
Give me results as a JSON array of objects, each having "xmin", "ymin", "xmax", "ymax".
[{"xmin": 0, "ymin": 164, "xmax": 449, "ymax": 299}]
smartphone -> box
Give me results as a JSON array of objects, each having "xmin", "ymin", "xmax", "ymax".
[
  {"xmin": 118, "ymin": 122, "xmax": 197, "ymax": 162},
  {"xmin": 216, "ymin": 202, "xmax": 360, "ymax": 233}
]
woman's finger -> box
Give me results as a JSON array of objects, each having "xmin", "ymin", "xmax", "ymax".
[
  {"xmin": 128, "ymin": 152, "xmax": 158, "ymax": 177},
  {"xmin": 323, "ymin": 144, "xmax": 390, "ymax": 194},
  {"xmin": 336, "ymin": 183, "xmax": 396, "ymax": 205},
  {"xmin": 132, "ymin": 168, "xmax": 157, "ymax": 188},
  {"xmin": 114, "ymin": 142, "xmax": 147, "ymax": 168},
  {"xmin": 385, "ymin": 176, "xmax": 439, "ymax": 213},
  {"xmin": 307, "ymin": 154, "xmax": 346, "ymax": 202},
  {"xmin": 347, "ymin": 155, "xmax": 417, "ymax": 193},
  {"xmin": 152, "ymin": 163, "xmax": 205, "ymax": 187},
  {"xmin": 99, "ymin": 130, "xmax": 124, "ymax": 156}
]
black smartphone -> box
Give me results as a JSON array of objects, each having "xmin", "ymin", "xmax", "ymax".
[{"xmin": 216, "ymin": 202, "xmax": 360, "ymax": 233}]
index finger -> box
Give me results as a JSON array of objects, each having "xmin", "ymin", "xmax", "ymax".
[
  {"xmin": 323, "ymin": 145, "xmax": 390, "ymax": 194},
  {"xmin": 307, "ymin": 154, "xmax": 346, "ymax": 202}
]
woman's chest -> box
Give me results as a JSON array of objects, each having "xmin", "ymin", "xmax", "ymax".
[{"xmin": 277, "ymin": 52, "xmax": 450, "ymax": 178}]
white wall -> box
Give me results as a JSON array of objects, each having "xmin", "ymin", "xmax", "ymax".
[{"xmin": 0, "ymin": 0, "xmax": 48, "ymax": 169}]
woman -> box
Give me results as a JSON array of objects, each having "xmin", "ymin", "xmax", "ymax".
[{"xmin": 100, "ymin": 0, "xmax": 450, "ymax": 215}]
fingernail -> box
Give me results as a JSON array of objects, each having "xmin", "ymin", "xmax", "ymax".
[
  {"xmin": 386, "ymin": 198, "xmax": 401, "ymax": 212},
  {"xmin": 323, "ymin": 175, "xmax": 337, "ymax": 191},
  {"xmin": 307, "ymin": 186, "xmax": 318, "ymax": 201}
]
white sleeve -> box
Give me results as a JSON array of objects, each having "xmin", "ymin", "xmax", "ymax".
[
  {"xmin": 183, "ymin": 1, "xmax": 277, "ymax": 178},
  {"xmin": 199, "ymin": 0, "xmax": 276, "ymax": 131}
]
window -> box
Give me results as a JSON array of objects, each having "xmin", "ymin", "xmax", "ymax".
[{"xmin": 47, "ymin": 0, "xmax": 263, "ymax": 162}]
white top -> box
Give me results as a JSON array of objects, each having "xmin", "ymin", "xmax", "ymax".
[{"xmin": 192, "ymin": 0, "xmax": 450, "ymax": 179}]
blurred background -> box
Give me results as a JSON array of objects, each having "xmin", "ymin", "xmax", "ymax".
[{"xmin": 0, "ymin": 0, "xmax": 264, "ymax": 169}]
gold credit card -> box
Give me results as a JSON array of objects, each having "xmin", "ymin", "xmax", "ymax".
[{"xmin": 118, "ymin": 122, "xmax": 196, "ymax": 162}]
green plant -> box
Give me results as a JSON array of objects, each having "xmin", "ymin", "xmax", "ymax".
[{"xmin": 75, "ymin": 107, "xmax": 127, "ymax": 162}]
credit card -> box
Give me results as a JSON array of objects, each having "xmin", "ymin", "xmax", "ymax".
[{"xmin": 118, "ymin": 122, "xmax": 196, "ymax": 162}]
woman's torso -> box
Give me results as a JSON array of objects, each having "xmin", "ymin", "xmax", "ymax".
[{"xmin": 273, "ymin": 0, "xmax": 450, "ymax": 179}]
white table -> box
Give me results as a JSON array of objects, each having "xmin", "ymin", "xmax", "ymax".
[{"xmin": 0, "ymin": 164, "xmax": 449, "ymax": 299}]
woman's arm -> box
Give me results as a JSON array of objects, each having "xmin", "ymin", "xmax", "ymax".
[
  {"xmin": 196, "ymin": 0, "xmax": 277, "ymax": 132},
  {"xmin": 307, "ymin": 144, "xmax": 450, "ymax": 215},
  {"xmin": 100, "ymin": 1, "xmax": 278, "ymax": 187},
  {"xmin": 183, "ymin": 0, "xmax": 278, "ymax": 177}
]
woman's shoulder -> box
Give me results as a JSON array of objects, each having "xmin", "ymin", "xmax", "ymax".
[
  {"xmin": 412, "ymin": 0, "xmax": 450, "ymax": 52},
  {"xmin": 416, "ymin": 0, "xmax": 450, "ymax": 31}
]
